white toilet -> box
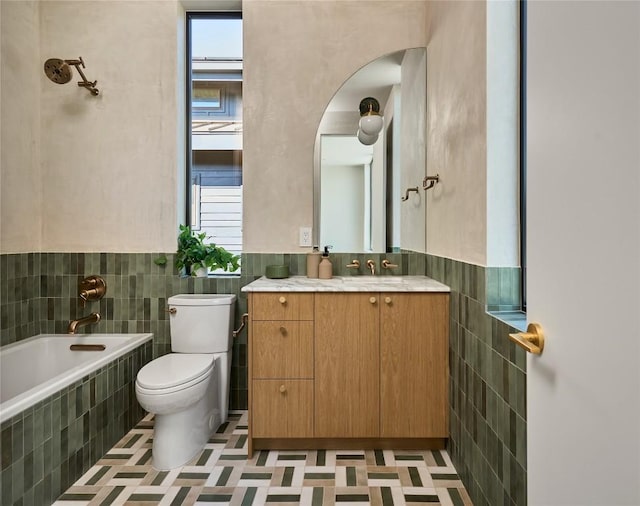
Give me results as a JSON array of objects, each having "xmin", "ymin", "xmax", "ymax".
[{"xmin": 135, "ymin": 293, "xmax": 236, "ymax": 470}]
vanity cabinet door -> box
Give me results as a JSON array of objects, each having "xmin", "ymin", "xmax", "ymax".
[
  {"xmin": 314, "ymin": 293, "xmax": 380, "ymax": 437},
  {"xmin": 380, "ymin": 293, "xmax": 449, "ymax": 438},
  {"xmin": 252, "ymin": 379, "xmax": 314, "ymax": 438}
]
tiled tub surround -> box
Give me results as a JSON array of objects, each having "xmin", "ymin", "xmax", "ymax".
[
  {"xmin": 0, "ymin": 338, "xmax": 152, "ymax": 506},
  {"xmin": 0, "ymin": 251, "xmax": 525, "ymax": 505}
]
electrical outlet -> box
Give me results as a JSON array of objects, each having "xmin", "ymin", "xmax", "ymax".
[{"xmin": 299, "ymin": 227, "xmax": 312, "ymax": 247}]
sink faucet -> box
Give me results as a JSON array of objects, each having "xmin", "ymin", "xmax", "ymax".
[
  {"xmin": 67, "ymin": 312, "xmax": 101, "ymax": 334},
  {"xmin": 366, "ymin": 259, "xmax": 376, "ymax": 275}
]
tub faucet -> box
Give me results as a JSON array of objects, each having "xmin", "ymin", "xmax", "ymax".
[{"xmin": 67, "ymin": 312, "xmax": 101, "ymax": 334}]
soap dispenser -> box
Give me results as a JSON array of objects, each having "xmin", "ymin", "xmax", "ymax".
[
  {"xmin": 306, "ymin": 245, "xmax": 322, "ymax": 278},
  {"xmin": 318, "ymin": 246, "xmax": 333, "ymax": 279}
]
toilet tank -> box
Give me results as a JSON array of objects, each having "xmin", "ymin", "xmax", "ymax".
[{"xmin": 167, "ymin": 294, "xmax": 236, "ymax": 353}]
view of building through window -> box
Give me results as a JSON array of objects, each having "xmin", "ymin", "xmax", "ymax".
[{"xmin": 188, "ymin": 15, "xmax": 243, "ymax": 270}]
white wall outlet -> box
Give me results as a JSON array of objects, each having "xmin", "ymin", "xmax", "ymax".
[{"xmin": 299, "ymin": 227, "xmax": 312, "ymax": 247}]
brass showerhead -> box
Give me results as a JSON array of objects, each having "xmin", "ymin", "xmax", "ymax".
[
  {"xmin": 43, "ymin": 57, "xmax": 99, "ymax": 96},
  {"xmin": 44, "ymin": 58, "xmax": 73, "ymax": 84}
]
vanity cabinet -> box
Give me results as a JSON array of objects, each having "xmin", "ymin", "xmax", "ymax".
[{"xmin": 246, "ymin": 283, "xmax": 449, "ymax": 455}]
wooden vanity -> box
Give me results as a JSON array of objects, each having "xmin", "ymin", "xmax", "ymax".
[{"xmin": 243, "ymin": 276, "xmax": 450, "ymax": 456}]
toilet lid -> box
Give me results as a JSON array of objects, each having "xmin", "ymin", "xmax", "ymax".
[{"xmin": 137, "ymin": 354, "xmax": 214, "ymax": 390}]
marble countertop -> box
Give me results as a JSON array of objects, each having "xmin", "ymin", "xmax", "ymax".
[{"xmin": 241, "ymin": 275, "xmax": 450, "ymax": 293}]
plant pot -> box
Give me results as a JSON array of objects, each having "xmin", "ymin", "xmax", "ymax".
[{"xmin": 193, "ymin": 266, "xmax": 208, "ymax": 278}]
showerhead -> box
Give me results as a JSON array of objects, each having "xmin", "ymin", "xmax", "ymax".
[{"xmin": 44, "ymin": 58, "xmax": 72, "ymax": 84}]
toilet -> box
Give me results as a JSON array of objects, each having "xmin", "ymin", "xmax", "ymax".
[{"xmin": 135, "ymin": 293, "xmax": 236, "ymax": 470}]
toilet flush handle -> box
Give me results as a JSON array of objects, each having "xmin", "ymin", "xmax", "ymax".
[
  {"xmin": 233, "ymin": 312, "xmax": 249, "ymax": 338},
  {"xmin": 165, "ymin": 307, "xmax": 177, "ymax": 314}
]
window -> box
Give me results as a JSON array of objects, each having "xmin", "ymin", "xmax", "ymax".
[
  {"xmin": 520, "ymin": 0, "xmax": 527, "ymax": 310},
  {"xmin": 186, "ymin": 13, "xmax": 243, "ymax": 272}
]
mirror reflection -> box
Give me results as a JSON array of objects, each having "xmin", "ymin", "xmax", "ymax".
[{"xmin": 314, "ymin": 48, "xmax": 427, "ymax": 253}]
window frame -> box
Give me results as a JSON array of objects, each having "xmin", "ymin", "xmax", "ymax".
[{"xmin": 519, "ymin": 0, "xmax": 527, "ymax": 311}]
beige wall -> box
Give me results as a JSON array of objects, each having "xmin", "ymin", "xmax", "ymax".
[
  {"xmin": 425, "ymin": 0, "xmax": 487, "ymax": 265},
  {"xmin": 1, "ymin": 0, "xmax": 511, "ymax": 267},
  {"xmin": 1, "ymin": 0, "xmax": 180, "ymax": 254},
  {"xmin": 1, "ymin": 1, "xmax": 42, "ymax": 253},
  {"xmin": 243, "ymin": 0, "xmax": 428, "ymax": 252},
  {"xmin": 39, "ymin": 0, "xmax": 179, "ymax": 252}
]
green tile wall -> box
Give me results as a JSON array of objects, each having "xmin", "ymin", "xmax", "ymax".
[
  {"xmin": 0, "ymin": 339, "xmax": 152, "ymax": 505},
  {"xmin": 426, "ymin": 255, "xmax": 526, "ymax": 506},
  {"xmin": 1, "ymin": 251, "xmax": 526, "ymax": 506},
  {"xmin": 0, "ymin": 254, "xmax": 42, "ymax": 343}
]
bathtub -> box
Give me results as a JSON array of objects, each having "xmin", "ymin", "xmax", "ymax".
[{"xmin": 0, "ymin": 333, "xmax": 153, "ymax": 423}]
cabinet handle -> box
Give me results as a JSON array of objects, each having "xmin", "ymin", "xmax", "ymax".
[
  {"xmin": 279, "ymin": 296, "xmax": 286, "ymax": 304},
  {"xmin": 369, "ymin": 297, "xmax": 377, "ymax": 304},
  {"xmin": 385, "ymin": 297, "xmax": 392, "ymax": 305},
  {"xmin": 279, "ymin": 384, "xmax": 287, "ymax": 393},
  {"xmin": 279, "ymin": 326, "xmax": 287, "ymax": 335}
]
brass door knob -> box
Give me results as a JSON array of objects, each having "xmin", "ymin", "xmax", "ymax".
[
  {"xmin": 509, "ymin": 323, "xmax": 545, "ymax": 354},
  {"xmin": 279, "ymin": 296, "xmax": 286, "ymax": 304},
  {"xmin": 369, "ymin": 297, "xmax": 377, "ymax": 304},
  {"xmin": 279, "ymin": 384, "xmax": 287, "ymax": 393},
  {"xmin": 384, "ymin": 297, "xmax": 392, "ymax": 305}
]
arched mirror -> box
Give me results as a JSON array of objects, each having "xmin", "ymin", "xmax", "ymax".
[{"xmin": 313, "ymin": 47, "xmax": 427, "ymax": 253}]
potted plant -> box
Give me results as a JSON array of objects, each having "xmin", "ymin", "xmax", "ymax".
[{"xmin": 174, "ymin": 225, "xmax": 240, "ymax": 276}]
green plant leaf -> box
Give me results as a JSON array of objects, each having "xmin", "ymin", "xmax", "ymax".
[{"xmin": 174, "ymin": 225, "xmax": 240, "ymax": 275}]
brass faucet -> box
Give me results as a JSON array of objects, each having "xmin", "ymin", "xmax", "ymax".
[
  {"xmin": 346, "ymin": 259, "xmax": 360, "ymax": 269},
  {"xmin": 67, "ymin": 312, "xmax": 101, "ymax": 334},
  {"xmin": 382, "ymin": 259, "xmax": 398, "ymax": 269},
  {"xmin": 366, "ymin": 259, "xmax": 376, "ymax": 275}
]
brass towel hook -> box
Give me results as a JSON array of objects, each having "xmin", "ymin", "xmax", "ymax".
[
  {"xmin": 423, "ymin": 174, "xmax": 440, "ymax": 191},
  {"xmin": 401, "ymin": 187, "xmax": 420, "ymax": 201}
]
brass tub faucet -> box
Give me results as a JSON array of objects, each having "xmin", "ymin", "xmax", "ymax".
[{"xmin": 67, "ymin": 312, "xmax": 101, "ymax": 334}]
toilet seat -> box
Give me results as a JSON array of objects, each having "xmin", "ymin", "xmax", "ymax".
[{"xmin": 137, "ymin": 354, "xmax": 215, "ymax": 394}]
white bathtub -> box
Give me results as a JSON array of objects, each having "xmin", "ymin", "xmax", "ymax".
[{"xmin": 0, "ymin": 333, "xmax": 153, "ymax": 423}]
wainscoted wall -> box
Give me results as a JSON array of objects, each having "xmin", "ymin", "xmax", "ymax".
[{"xmin": 0, "ymin": 250, "xmax": 525, "ymax": 506}]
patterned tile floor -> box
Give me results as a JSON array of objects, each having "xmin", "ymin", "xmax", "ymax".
[{"xmin": 54, "ymin": 412, "xmax": 473, "ymax": 506}]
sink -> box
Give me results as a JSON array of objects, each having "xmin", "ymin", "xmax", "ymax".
[{"xmin": 341, "ymin": 276, "xmax": 405, "ymax": 283}]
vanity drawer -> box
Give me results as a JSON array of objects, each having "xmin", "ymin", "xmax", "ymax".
[
  {"xmin": 252, "ymin": 379, "xmax": 313, "ymax": 438},
  {"xmin": 251, "ymin": 293, "xmax": 314, "ymax": 321},
  {"xmin": 252, "ymin": 321, "xmax": 313, "ymax": 379}
]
